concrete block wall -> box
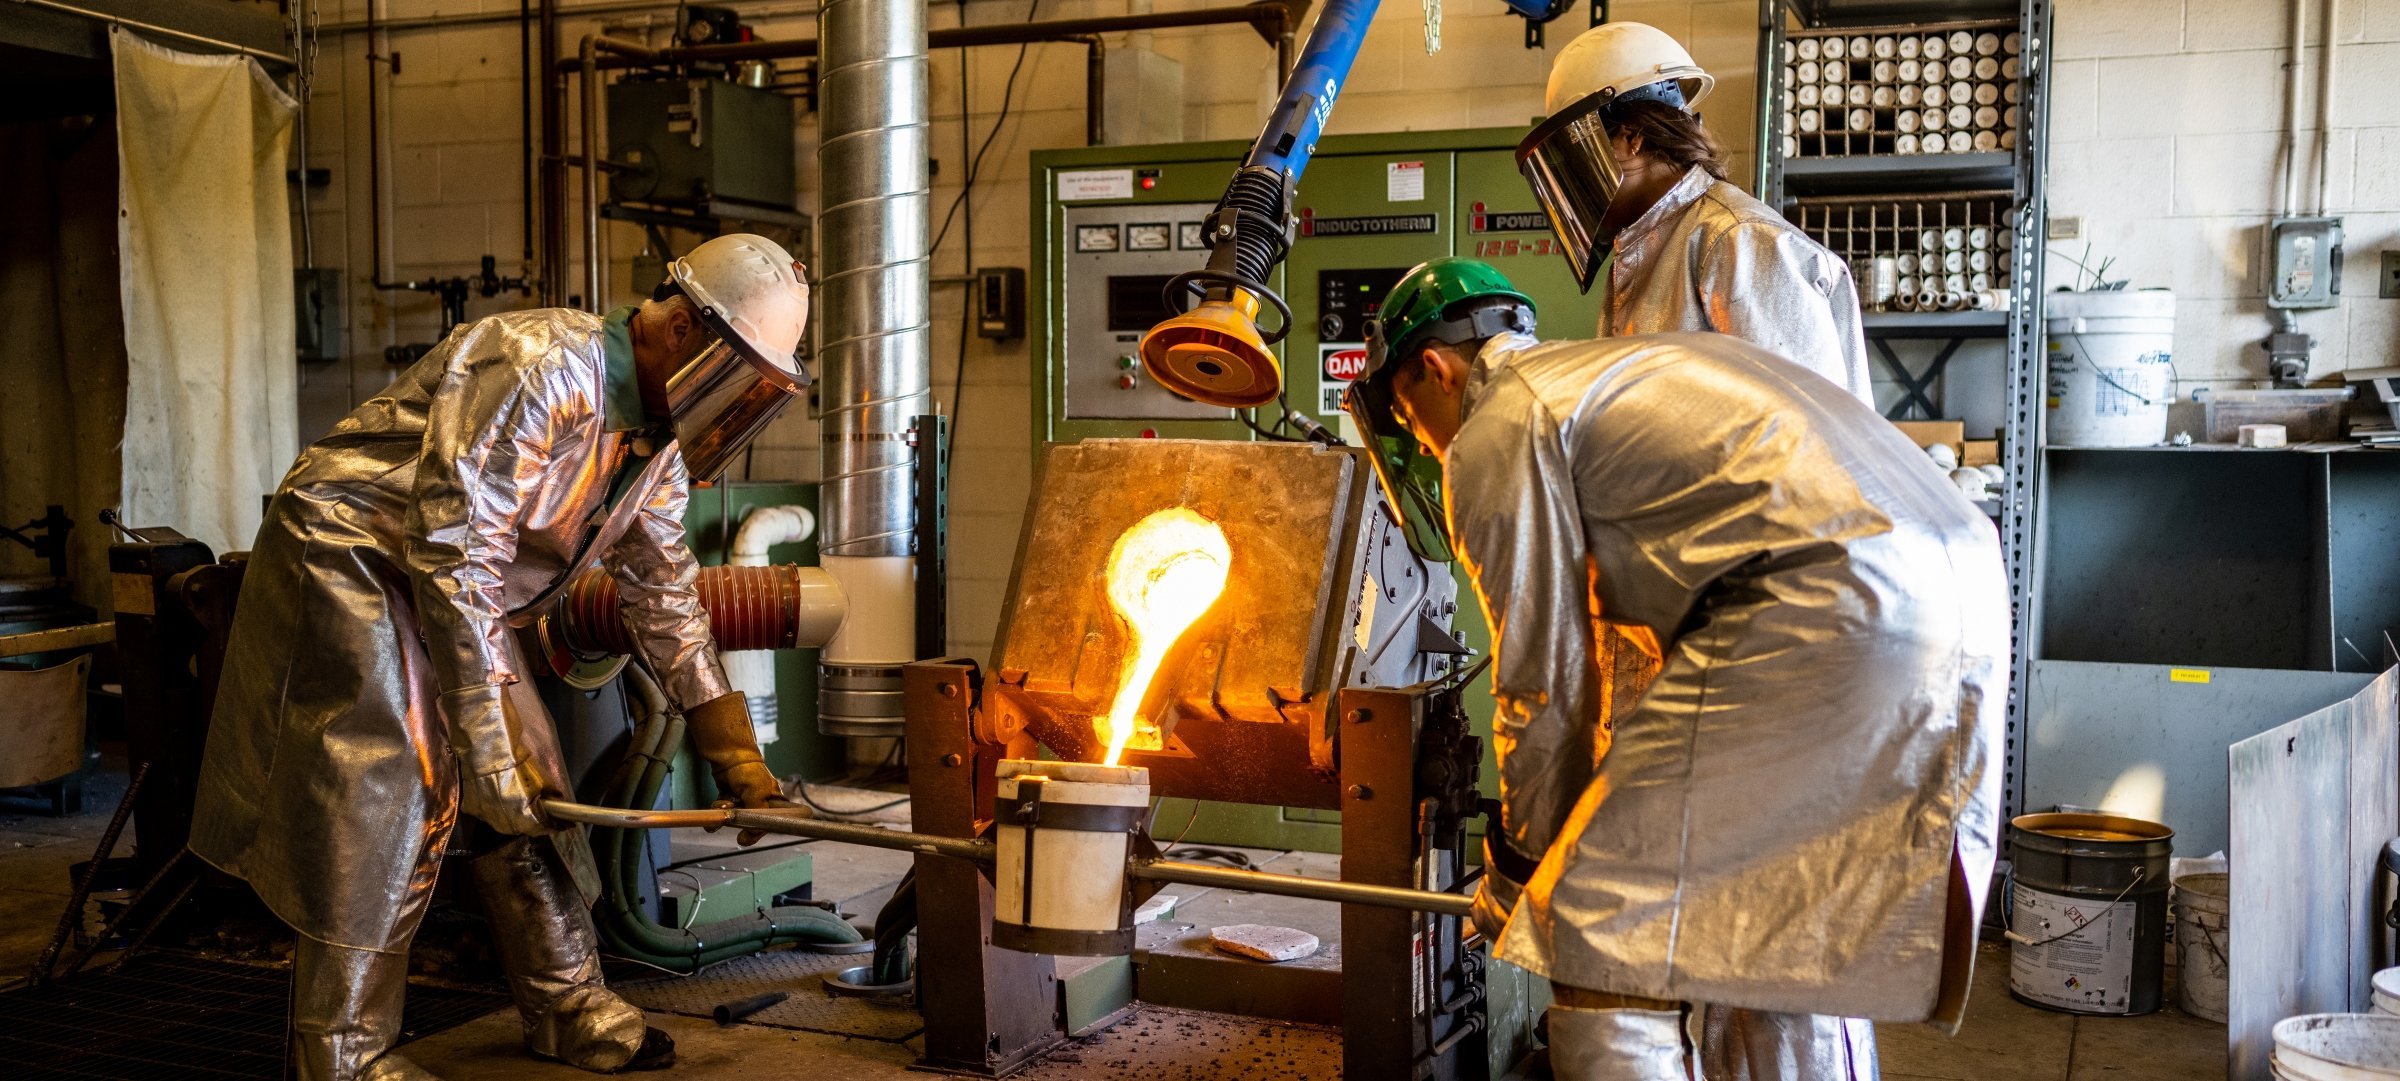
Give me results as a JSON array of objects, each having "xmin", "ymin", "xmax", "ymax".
[
  {"xmin": 293, "ymin": 0, "xmax": 1755, "ymax": 662},
  {"xmin": 2047, "ymin": 0, "xmax": 2400, "ymax": 388}
]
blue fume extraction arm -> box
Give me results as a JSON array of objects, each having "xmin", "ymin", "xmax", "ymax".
[{"xmin": 1136, "ymin": 0, "xmax": 1380, "ymax": 410}]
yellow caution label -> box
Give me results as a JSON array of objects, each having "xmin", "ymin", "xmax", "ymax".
[{"xmin": 2169, "ymin": 668, "xmax": 2212, "ymax": 684}]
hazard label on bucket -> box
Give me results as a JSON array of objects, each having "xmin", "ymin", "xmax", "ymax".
[{"xmin": 2010, "ymin": 885, "xmax": 2137, "ymax": 1013}]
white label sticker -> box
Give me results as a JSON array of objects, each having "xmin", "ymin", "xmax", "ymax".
[
  {"xmin": 2009, "ymin": 884, "xmax": 2138, "ymax": 1013},
  {"xmin": 1057, "ymin": 168, "xmax": 1134, "ymax": 201},
  {"xmin": 1387, "ymin": 160, "xmax": 1426, "ymax": 202}
]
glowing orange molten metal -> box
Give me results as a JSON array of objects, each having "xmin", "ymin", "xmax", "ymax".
[{"xmin": 1098, "ymin": 508, "xmax": 1232, "ymax": 766}]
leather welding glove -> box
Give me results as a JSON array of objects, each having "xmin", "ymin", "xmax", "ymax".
[
  {"xmin": 683, "ymin": 690, "xmax": 807, "ymax": 845},
  {"xmin": 440, "ymin": 683, "xmax": 560, "ymax": 837},
  {"xmin": 1473, "ymin": 833, "xmax": 1537, "ymax": 944}
]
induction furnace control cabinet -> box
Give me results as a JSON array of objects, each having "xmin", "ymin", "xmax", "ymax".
[{"xmin": 1030, "ymin": 128, "xmax": 1602, "ymax": 447}]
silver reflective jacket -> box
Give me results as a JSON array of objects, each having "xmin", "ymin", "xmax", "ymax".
[
  {"xmin": 1603, "ymin": 167, "xmax": 1873, "ymax": 405},
  {"xmin": 1451, "ymin": 332, "xmax": 2005, "ymax": 1025},
  {"xmin": 191, "ymin": 307, "xmax": 729, "ymax": 952}
]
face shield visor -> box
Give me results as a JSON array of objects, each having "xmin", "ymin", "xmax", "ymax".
[
  {"xmin": 1342, "ymin": 319, "xmax": 1453, "ymax": 564},
  {"xmin": 655, "ymin": 308, "xmax": 810, "ymax": 482},
  {"xmin": 1515, "ymin": 79, "xmax": 1697, "ymax": 292}
]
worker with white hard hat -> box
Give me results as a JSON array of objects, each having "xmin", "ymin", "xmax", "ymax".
[
  {"xmin": 1345, "ymin": 261, "xmax": 2004, "ymax": 1081},
  {"xmin": 191, "ymin": 233, "xmax": 813, "ymax": 1080},
  {"xmin": 1518, "ymin": 22, "xmax": 1873, "ymax": 406}
]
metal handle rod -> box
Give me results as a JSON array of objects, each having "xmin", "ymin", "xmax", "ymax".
[
  {"xmin": 543, "ymin": 800, "xmax": 1478, "ymax": 918},
  {"xmin": 1129, "ymin": 858, "xmax": 1476, "ymax": 919},
  {"xmin": 543, "ymin": 799, "xmax": 992, "ymax": 862}
]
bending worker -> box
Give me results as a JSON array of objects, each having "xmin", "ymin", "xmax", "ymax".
[
  {"xmin": 1517, "ymin": 22, "xmax": 1873, "ymax": 404},
  {"xmin": 191, "ymin": 233, "xmax": 814, "ymax": 1080},
  {"xmin": 1345, "ymin": 259, "xmax": 2006, "ymax": 1081}
]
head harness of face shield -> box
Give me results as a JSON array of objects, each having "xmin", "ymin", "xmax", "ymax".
[
  {"xmin": 647, "ymin": 233, "xmax": 812, "ymax": 482},
  {"xmin": 1517, "ymin": 21, "xmax": 1714, "ymax": 294},
  {"xmin": 1341, "ymin": 258, "xmax": 1536, "ymax": 563}
]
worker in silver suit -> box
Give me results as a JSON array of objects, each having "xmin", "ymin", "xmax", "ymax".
[
  {"xmin": 190, "ymin": 233, "xmax": 814, "ymax": 1081},
  {"xmin": 1345, "ymin": 259, "xmax": 2007, "ymax": 1081},
  {"xmin": 1518, "ymin": 22, "xmax": 1873, "ymax": 405}
]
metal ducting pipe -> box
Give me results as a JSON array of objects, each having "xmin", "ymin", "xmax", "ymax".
[{"xmin": 815, "ymin": 0, "xmax": 930, "ymax": 739}]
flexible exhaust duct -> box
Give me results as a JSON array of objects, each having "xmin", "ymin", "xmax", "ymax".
[{"xmin": 815, "ymin": 0, "xmax": 930, "ymax": 738}]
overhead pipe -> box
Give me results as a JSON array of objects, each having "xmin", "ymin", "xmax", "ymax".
[
  {"xmin": 562, "ymin": 2, "xmax": 1299, "ymax": 70},
  {"xmin": 534, "ymin": 3, "xmax": 1300, "ymax": 308},
  {"xmin": 579, "ymin": 35, "xmax": 658, "ymax": 311},
  {"xmin": 2316, "ymin": 0, "xmax": 2338, "ymax": 213},
  {"xmin": 2281, "ymin": 0, "xmax": 2306, "ymax": 216}
]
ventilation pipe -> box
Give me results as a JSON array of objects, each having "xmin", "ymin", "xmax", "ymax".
[
  {"xmin": 815, "ymin": 0, "xmax": 930, "ymax": 743},
  {"xmin": 727, "ymin": 505, "xmax": 826, "ymax": 746}
]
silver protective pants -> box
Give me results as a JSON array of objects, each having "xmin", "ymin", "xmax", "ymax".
[
  {"xmin": 1547, "ymin": 1004, "xmax": 1690, "ymax": 1081},
  {"xmin": 290, "ymin": 836, "xmax": 646, "ymax": 1080},
  {"xmin": 1700, "ymin": 1007, "xmax": 1879, "ymax": 1081}
]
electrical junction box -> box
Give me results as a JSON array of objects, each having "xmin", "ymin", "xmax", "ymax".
[
  {"xmin": 294, "ymin": 267, "xmax": 343, "ymax": 363},
  {"xmin": 1027, "ymin": 129, "xmax": 1604, "ymax": 853},
  {"xmin": 607, "ymin": 77, "xmax": 797, "ymax": 212},
  {"xmin": 2267, "ymin": 216, "xmax": 2344, "ymax": 309}
]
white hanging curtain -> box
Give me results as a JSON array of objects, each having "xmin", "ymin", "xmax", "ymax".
[{"xmin": 112, "ymin": 30, "xmax": 298, "ymax": 553}]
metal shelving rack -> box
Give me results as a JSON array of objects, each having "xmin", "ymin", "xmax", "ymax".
[{"xmin": 1753, "ymin": 0, "xmax": 2052, "ymax": 818}]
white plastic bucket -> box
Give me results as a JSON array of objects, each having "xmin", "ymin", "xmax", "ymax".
[
  {"xmin": 2045, "ymin": 289, "xmax": 2175, "ymax": 447},
  {"xmin": 2174, "ymin": 872, "xmax": 2230, "ymax": 1022},
  {"xmin": 2272, "ymin": 1014, "xmax": 2400, "ymax": 1080},
  {"xmin": 2373, "ymin": 969, "xmax": 2400, "ymax": 1017}
]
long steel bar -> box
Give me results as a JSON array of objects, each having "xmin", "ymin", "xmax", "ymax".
[
  {"xmin": 541, "ymin": 800, "xmax": 1476, "ymax": 917},
  {"xmin": 1128, "ymin": 858, "xmax": 1476, "ymax": 918},
  {"xmin": 7, "ymin": 0, "xmax": 294, "ymax": 64},
  {"xmin": 0, "ymin": 622, "xmax": 114, "ymax": 659}
]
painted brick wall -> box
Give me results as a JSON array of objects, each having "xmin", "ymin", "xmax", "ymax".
[{"xmin": 2047, "ymin": 0, "xmax": 2400, "ymax": 387}]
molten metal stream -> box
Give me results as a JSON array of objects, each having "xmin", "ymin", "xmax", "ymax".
[{"xmin": 1099, "ymin": 508, "xmax": 1231, "ymax": 765}]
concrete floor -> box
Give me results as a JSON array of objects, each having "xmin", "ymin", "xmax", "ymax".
[{"xmin": 0, "ymin": 768, "xmax": 2228, "ymax": 1079}]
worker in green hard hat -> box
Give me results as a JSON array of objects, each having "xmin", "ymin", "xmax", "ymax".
[{"xmin": 1345, "ymin": 257, "xmax": 2006, "ymax": 1081}]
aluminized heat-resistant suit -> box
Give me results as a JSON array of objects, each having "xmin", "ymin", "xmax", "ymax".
[
  {"xmin": 1600, "ymin": 165, "xmax": 1874, "ymax": 407},
  {"xmin": 1449, "ymin": 333, "xmax": 2007, "ymax": 1080},
  {"xmin": 191, "ymin": 307, "xmax": 728, "ymax": 1079}
]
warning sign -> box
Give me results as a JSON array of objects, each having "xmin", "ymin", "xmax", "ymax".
[
  {"xmin": 1320, "ymin": 343, "xmax": 1366, "ymax": 414},
  {"xmin": 2009, "ymin": 885, "xmax": 2137, "ymax": 1013},
  {"xmin": 1322, "ymin": 347, "xmax": 1369, "ymax": 382}
]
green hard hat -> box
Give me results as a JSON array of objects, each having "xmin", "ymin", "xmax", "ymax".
[
  {"xmin": 1351, "ymin": 259, "xmax": 1535, "ymax": 438},
  {"xmin": 1366, "ymin": 258, "xmax": 1536, "ymax": 380}
]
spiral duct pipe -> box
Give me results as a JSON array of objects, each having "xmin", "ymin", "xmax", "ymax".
[
  {"xmin": 814, "ymin": 0, "xmax": 929, "ymax": 737},
  {"xmin": 558, "ymin": 564, "xmax": 848, "ymax": 656}
]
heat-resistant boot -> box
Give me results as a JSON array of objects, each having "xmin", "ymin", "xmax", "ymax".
[
  {"xmin": 467, "ymin": 835, "xmax": 650, "ymax": 1072},
  {"xmin": 1548, "ymin": 1003, "xmax": 1691, "ymax": 1081},
  {"xmin": 291, "ymin": 936, "xmax": 443, "ymax": 1081},
  {"xmin": 1699, "ymin": 1007, "xmax": 1880, "ymax": 1081}
]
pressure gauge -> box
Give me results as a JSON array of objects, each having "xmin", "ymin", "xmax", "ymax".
[
  {"xmin": 1126, "ymin": 222, "xmax": 1172, "ymax": 251},
  {"xmin": 1074, "ymin": 224, "xmax": 1120, "ymax": 253},
  {"xmin": 1179, "ymin": 222, "xmax": 1208, "ymax": 250}
]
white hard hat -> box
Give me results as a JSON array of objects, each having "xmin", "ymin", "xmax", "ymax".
[
  {"xmin": 669, "ymin": 232, "xmax": 809, "ymax": 375},
  {"xmin": 1544, "ymin": 22, "xmax": 1714, "ymax": 116}
]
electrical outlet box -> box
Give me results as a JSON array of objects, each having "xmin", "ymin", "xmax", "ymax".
[
  {"xmin": 2380, "ymin": 251, "xmax": 2400, "ymax": 299},
  {"xmin": 975, "ymin": 266, "xmax": 1026, "ymax": 341},
  {"xmin": 2266, "ymin": 216, "xmax": 2344, "ymax": 309}
]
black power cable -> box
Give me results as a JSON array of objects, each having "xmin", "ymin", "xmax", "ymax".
[{"xmin": 930, "ymin": 0, "xmax": 1044, "ymax": 468}]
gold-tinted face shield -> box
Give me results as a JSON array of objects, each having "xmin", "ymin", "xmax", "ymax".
[{"xmin": 654, "ymin": 311, "xmax": 808, "ymax": 482}]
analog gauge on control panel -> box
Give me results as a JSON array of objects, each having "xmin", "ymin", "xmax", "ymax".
[
  {"xmin": 1075, "ymin": 224, "xmax": 1121, "ymax": 253},
  {"xmin": 1125, "ymin": 223, "xmax": 1172, "ymax": 251}
]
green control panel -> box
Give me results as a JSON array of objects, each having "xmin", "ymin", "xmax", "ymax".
[{"xmin": 1027, "ymin": 129, "xmax": 1598, "ymax": 851}]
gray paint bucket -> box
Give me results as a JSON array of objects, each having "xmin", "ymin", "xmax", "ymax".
[
  {"xmin": 2174, "ymin": 871, "xmax": 2231, "ymax": 1023},
  {"xmin": 2006, "ymin": 812, "xmax": 2174, "ymax": 1015}
]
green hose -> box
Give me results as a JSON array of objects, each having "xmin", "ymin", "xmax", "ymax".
[{"xmin": 590, "ymin": 669, "xmax": 862, "ymax": 972}]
